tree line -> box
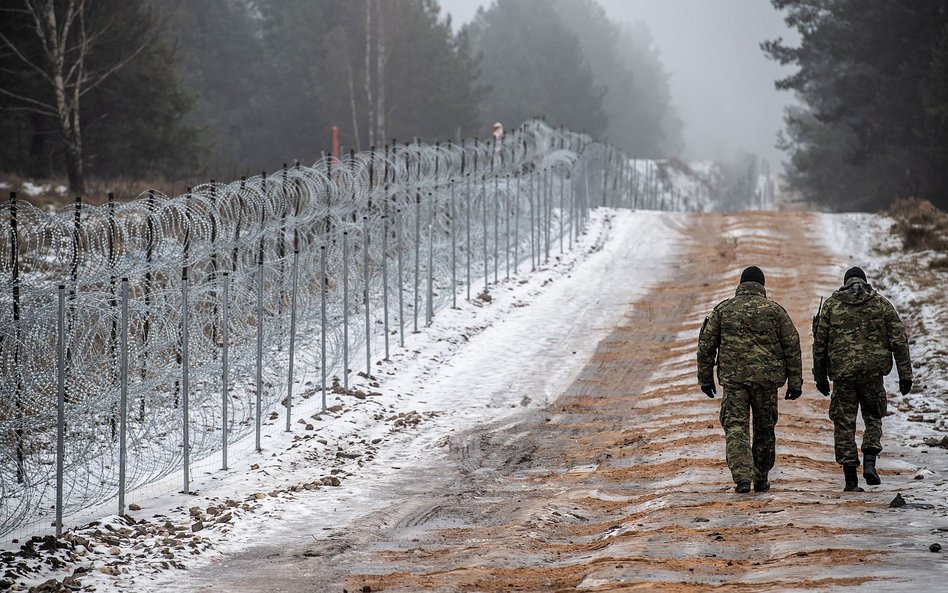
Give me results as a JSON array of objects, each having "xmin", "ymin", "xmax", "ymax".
[
  {"xmin": 0, "ymin": 0, "xmax": 681, "ymax": 194},
  {"xmin": 764, "ymin": 0, "xmax": 948, "ymax": 211}
]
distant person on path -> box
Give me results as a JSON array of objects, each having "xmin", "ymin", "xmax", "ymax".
[
  {"xmin": 491, "ymin": 122, "xmax": 505, "ymax": 166},
  {"xmin": 491, "ymin": 121, "xmax": 504, "ymax": 144},
  {"xmin": 812, "ymin": 266, "xmax": 913, "ymax": 492},
  {"xmin": 697, "ymin": 266, "xmax": 803, "ymax": 493}
]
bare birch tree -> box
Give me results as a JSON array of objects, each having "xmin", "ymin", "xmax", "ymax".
[
  {"xmin": 360, "ymin": 0, "xmax": 388, "ymax": 148},
  {"xmin": 363, "ymin": 0, "xmax": 375, "ymax": 148},
  {"xmin": 0, "ymin": 0, "xmax": 155, "ymax": 191},
  {"xmin": 374, "ymin": 0, "xmax": 386, "ymax": 144},
  {"xmin": 347, "ymin": 60, "xmax": 361, "ymax": 152}
]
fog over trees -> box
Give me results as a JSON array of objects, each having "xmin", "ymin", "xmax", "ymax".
[
  {"xmin": 3, "ymin": 0, "xmax": 944, "ymax": 211},
  {"xmin": 1, "ymin": 0, "xmax": 681, "ymax": 190},
  {"xmin": 548, "ymin": 0, "xmax": 681, "ymax": 157},
  {"xmin": 764, "ymin": 0, "xmax": 948, "ymax": 210}
]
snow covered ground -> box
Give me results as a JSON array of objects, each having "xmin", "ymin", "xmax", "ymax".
[
  {"xmin": 5, "ymin": 208, "xmax": 947, "ymax": 592},
  {"xmin": 1, "ymin": 208, "xmax": 686, "ymax": 591}
]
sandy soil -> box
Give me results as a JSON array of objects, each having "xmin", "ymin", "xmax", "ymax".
[{"xmin": 193, "ymin": 211, "xmax": 948, "ymax": 592}]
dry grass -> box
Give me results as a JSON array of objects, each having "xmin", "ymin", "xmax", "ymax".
[
  {"xmin": 928, "ymin": 256, "xmax": 948, "ymax": 270},
  {"xmin": 887, "ymin": 197, "xmax": 948, "ymax": 252},
  {"xmin": 0, "ymin": 173, "xmax": 208, "ymax": 209}
]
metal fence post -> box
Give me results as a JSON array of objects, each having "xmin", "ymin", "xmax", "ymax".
[
  {"xmin": 544, "ymin": 168, "xmax": 551, "ymax": 262},
  {"xmin": 382, "ymin": 213, "xmax": 390, "ymax": 359},
  {"xmin": 602, "ymin": 149, "xmax": 608, "ymax": 207},
  {"xmin": 181, "ymin": 272, "xmax": 190, "ymax": 493},
  {"xmin": 343, "ymin": 230, "xmax": 350, "ymax": 389},
  {"xmin": 363, "ymin": 216, "xmax": 371, "ymax": 377},
  {"xmin": 465, "ymin": 174, "xmax": 472, "ymax": 300},
  {"xmin": 397, "ymin": 208, "xmax": 405, "ymax": 347},
  {"xmin": 55, "ymin": 284, "xmax": 66, "ymax": 536},
  {"xmin": 10, "ymin": 192, "xmax": 24, "ymax": 485},
  {"xmin": 514, "ymin": 174, "xmax": 521, "ymax": 274},
  {"xmin": 482, "ymin": 180, "xmax": 489, "ymax": 294},
  {"xmin": 583, "ymin": 156, "xmax": 591, "ymax": 232},
  {"xmin": 569, "ymin": 167, "xmax": 574, "ymax": 249},
  {"xmin": 221, "ymin": 272, "xmax": 230, "ymax": 469},
  {"xmin": 631, "ymin": 159, "xmax": 638, "ymax": 208},
  {"xmin": 255, "ymin": 259, "xmax": 264, "ymax": 453},
  {"xmin": 413, "ymin": 194, "xmax": 420, "ymax": 333},
  {"xmin": 504, "ymin": 175, "xmax": 511, "ymax": 279},
  {"xmin": 426, "ymin": 210, "xmax": 434, "ymax": 325},
  {"xmin": 117, "ymin": 279, "xmax": 129, "ymax": 513},
  {"xmin": 285, "ymin": 246, "xmax": 300, "ymax": 432},
  {"xmin": 383, "ymin": 146, "xmax": 391, "ymax": 359},
  {"xmin": 493, "ymin": 175, "xmax": 499, "ymax": 283},
  {"xmin": 559, "ymin": 169, "xmax": 565, "ymax": 253},
  {"xmin": 255, "ymin": 174, "xmax": 267, "ymax": 453},
  {"xmin": 450, "ymin": 180, "xmax": 457, "ymax": 308},
  {"xmin": 320, "ymin": 245, "xmax": 328, "ymax": 412},
  {"xmin": 530, "ymin": 172, "xmax": 536, "ymax": 271}
]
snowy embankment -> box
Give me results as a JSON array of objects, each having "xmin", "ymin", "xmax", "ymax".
[
  {"xmin": 2, "ymin": 208, "xmax": 686, "ymax": 592},
  {"xmin": 820, "ymin": 212, "xmax": 948, "ymax": 491}
]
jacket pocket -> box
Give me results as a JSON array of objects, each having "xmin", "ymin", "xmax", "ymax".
[{"xmin": 862, "ymin": 380, "xmax": 888, "ymax": 419}]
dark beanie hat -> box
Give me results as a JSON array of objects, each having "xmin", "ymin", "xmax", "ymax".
[
  {"xmin": 740, "ymin": 266, "xmax": 765, "ymax": 286},
  {"xmin": 844, "ymin": 266, "xmax": 867, "ymax": 283}
]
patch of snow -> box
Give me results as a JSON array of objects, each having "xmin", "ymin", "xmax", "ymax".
[
  {"xmin": 3, "ymin": 209, "xmax": 685, "ymax": 592},
  {"xmin": 21, "ymin": 181, "xmax": 48, "ymax": 197}
]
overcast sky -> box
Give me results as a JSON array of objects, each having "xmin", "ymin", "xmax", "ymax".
[{"xmin": 439, "ymin": 0, "xmax": 800, "ymax": 170}]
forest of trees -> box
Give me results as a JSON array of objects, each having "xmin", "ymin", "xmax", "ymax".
[
  {"xmin": 0, "ymin": 0, "xmax": 681, "ymax": 193},
  {"xmin": 764, "ymin": 0, "xmax": 948, "ymax": 211}
]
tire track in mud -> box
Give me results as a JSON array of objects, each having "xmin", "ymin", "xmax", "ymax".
[{"xmin": 198, "ymin": 212, "xmax": 947, "ymax": 592}]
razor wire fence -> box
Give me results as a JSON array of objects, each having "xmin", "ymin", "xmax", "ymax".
[{"xmin": 0, "ymin": 118, "xmax": 700, "ymax": 540}]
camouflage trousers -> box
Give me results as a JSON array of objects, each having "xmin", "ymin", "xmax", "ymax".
[
  {"xmin": 720, "ymin": 384, "xmax": 778, "ymax": 484},
  {"xmin": 829, "ymin": 376, "xmax": 886, "ymax": 466}
]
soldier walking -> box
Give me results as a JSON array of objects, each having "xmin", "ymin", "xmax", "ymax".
[
  {"xmin": 697, "ymin": 266, "xmax": 803, "ymax": 493},
  {"xmin": 812, "ymin": 267, "xmax": 913, "ymax": 492}
]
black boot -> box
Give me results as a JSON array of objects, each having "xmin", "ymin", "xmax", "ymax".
[
  {"xmin": 735, "ymin": 480, "xmax": 751, "ymax": 493},
  {"xmin": 843, "ymin": 464, "xmax": 864, "ymax": 492},
  {"xmin": 754, "ymin": 474, "xmax": 770, "ymax": 492},
  {"xmin": 863, "ymin": 453, "xmax": 881, "ymax": 485}
]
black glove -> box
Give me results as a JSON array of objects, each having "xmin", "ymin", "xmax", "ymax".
[
  {"xmin": 701, "ymin": 384, "xmax": 716, "ymax": 398},
  {"xmin": 899, "ymin": 379, "xmax": 913, "ymax": 395},
  {"xmin": 816, "ymin": 379, "xmax": 830, "ymax": 397},
  {"xmin": 785, "ymin": 387, "xmax": 802, "ymax": 400}
]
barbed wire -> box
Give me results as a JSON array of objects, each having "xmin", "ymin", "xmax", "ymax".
[{"xmin": 0, "ymin": 119, "xmax": 695, "ymax": 539}]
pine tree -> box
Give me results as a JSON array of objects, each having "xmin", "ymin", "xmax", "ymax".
[
  {"xmin": 464, "ymin": 0, "xmax": 608, "ymax": 136},
  {"xmin": 763, "ymin": 0, "xmax": 948, "ymax": 210},
  {"xmin": 549, "ymin": 0, "xmax": 681, "ymax": 157}
]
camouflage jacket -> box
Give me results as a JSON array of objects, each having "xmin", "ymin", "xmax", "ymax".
[
  {"xmin": 812, "ymin": 277, "xmax": 912, "ymax": 383},
  {"xmin": 697, "ymin": 281, "xmax": 803, "ymax": 390}
]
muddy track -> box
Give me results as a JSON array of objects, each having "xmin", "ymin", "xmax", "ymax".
[{"xmin": 197, "ymin": 212, "xmax": 947, "ymax": 592}]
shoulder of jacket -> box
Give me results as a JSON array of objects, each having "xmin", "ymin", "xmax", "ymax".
[
  {"xmin": 712, "ymin": 298, "xmax": 733, "ymax": 313},
  {"xmin": 822, "ymin": 294, "xmax": 843, "ymax": 310},
  {"xmin": 768, "ymin": 299, "xmax": 790, "ymax": 315},
  {"xmin": 873, "ymin": 292, "xmax": 898, "ymax": 312}
]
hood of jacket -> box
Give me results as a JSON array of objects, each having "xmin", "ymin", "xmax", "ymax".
[{"xmin": 833, "ymin": 277, "xmax": 875, "ymax": 305}]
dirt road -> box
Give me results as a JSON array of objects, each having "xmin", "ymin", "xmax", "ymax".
[{"xmin": 196, "ymin": 212, "xmax": 947, "ymax": 592}]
